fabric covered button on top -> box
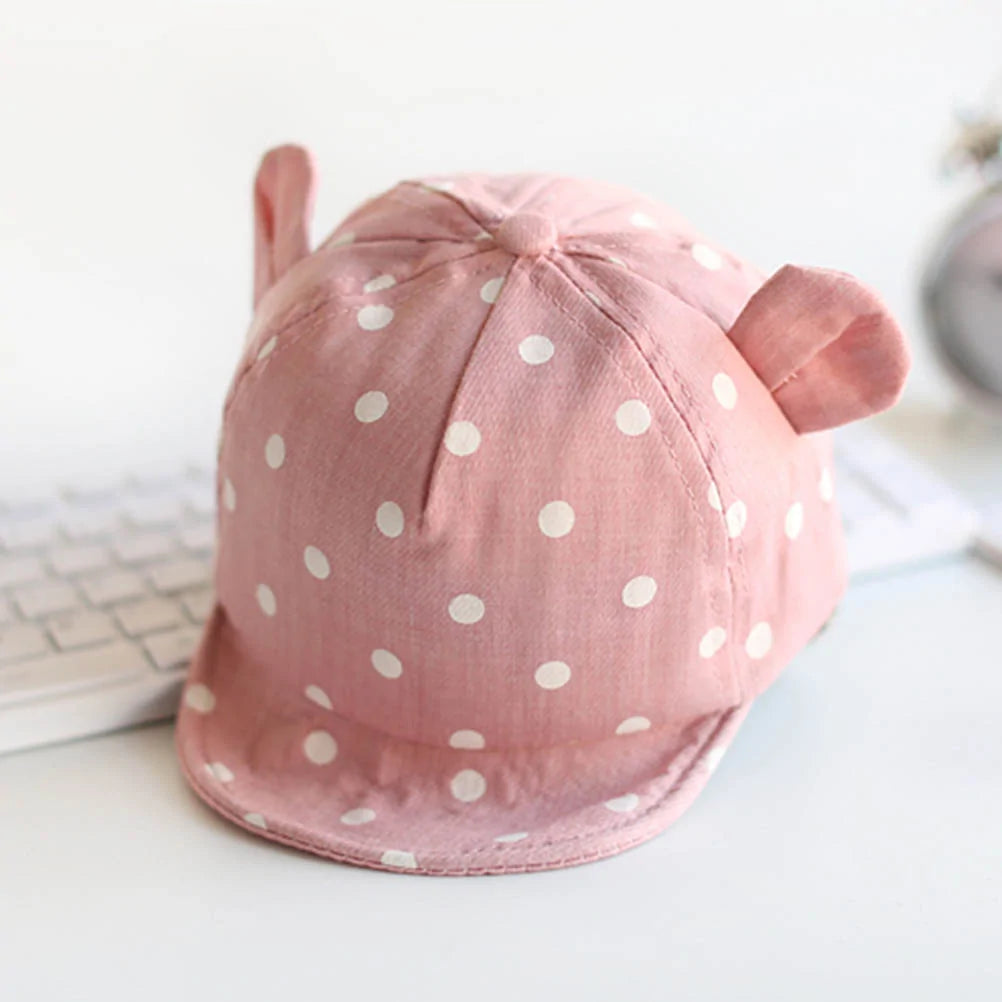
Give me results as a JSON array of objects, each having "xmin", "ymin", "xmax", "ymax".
[{"xmin": 492, "ymin": 212, "xmax": 558, "ymax": 257}]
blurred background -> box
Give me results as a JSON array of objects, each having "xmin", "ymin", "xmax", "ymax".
[{"xmin": 1, "ymin": 0, "xmax": 1000, "ymax": 486}]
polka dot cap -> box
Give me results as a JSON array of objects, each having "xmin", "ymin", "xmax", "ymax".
[{"xmin": 177, "ymin": 147, "xmax": 910, "ymax": 877}]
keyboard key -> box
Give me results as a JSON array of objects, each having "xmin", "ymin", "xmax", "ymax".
[
  {"xmin": 60, "ymin": 507, "xmax": 121, "ymax": 541},
  {"xmin": 0, "ymin": 623, "xmax": 51, "ymax": 664},
  {"xmin": 142, "ymin": 626, "xmax": 202, "ymax": 671},
  {"xmin": 0, "ymin": 515, "xmax": 59, "ymax": 550},
  {"xmin": 79, "ymin": 569, "xmax": 148, "ymax": 606},
  {"xmin": 179, "ymin": 521, "xmax": 214, "ymax": 553},
  {"xmin": 13, "ymin": 580, "xmax": 81, "ymax": 618},
  {"xmin": 112, "ymin": 532, "xmax": 174, "ymax": 563},
  {"xmin": 0, "ymin": 555, "xmax": 47, "ymax": 589},
  {"xmin": 114, "ymin": 596, "xmax": 184, "ymax": 637},
  {"xmin": 146, "ymin": 557, "xmax": 211, "ymax": 594},
  {"xmin": 47, "ymin": 609, "xmax": 118, "ymax": 650},
  {"xmin": 180, "ymin": 587, "xmax": 214, "ymax": 623},
  {"xmin": 47, "ymin": 543, "xmax": 111, "ymax": 576},
  {"xmin": 0, "ymin": 639, "xmax": 151, "ymax": 707},
  {"xmin": 123, "ymin": 496, "xmax": 182, "ymax": 528}
]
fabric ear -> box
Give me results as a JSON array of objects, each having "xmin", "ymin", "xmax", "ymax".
[
  {"xmin": 727, "ymin": 264, "xmax": 910, "ymax": 434},
  {"xmin": 253, "ymin": 144, "xmax": 317, "ymax": 307}
]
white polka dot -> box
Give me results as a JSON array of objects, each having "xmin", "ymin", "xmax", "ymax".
[
  {"xmin": 371, "ymin": 648, "xmax": 403, "ymax": 679},
  {"xmin": 265, "ymin": 434, "xmax": 285, "ymax": 469},
  {"xmin": 538, "ymin": 500, "xmax": 575, "ymax": 538},
  {"xmin": 222, "ymin": 477, "xmax": 236, "ymax": 512},
  {"xmin": 444, "ymin": 420, "xmax": 481, "ymax": 456},
  {"xmin": 304, "ymin": 545, "xmax": 331, "ymax": 580},
  {"xmin": 615, "ymin": 399, "xmax": 652, "ymax": 436},
  {"xmin": 712, "ymin": 373, "xmax": 737, "ymax": 409},
  {"xmin": 518, "ymin": 334, "xmax": 554, "ymax": 365},
  {"xmin": 630, "ymin": 210, "xmax": 656, "ymax": 228},
  {"xmin": 340, "ymin": 807, "xmax": 376, "ymax": 826},
  {"xmin": 604, "ymin": 793, "xmax": 639, "ymax": 813},
  {"xmin": 699, "ymin": 626, "xmax": 727, "ymax": 659},
  {"xmin": 375, "ymin": 501, "xmax": 404, "ymax": 538},
  {"xmin": 707, "ymin": 482, "xmax": 722, "ymax": 512},
  {"xmin": 305, "ymin": 684, "xmax": 332, "ymax": 710},
  {"xmin": 819, "ymin": 467, "xmax": 834, "ymax": 502},
  {"xmin": 785, "ymin": 502, "xmax": 804, "ymax": 540},
  {"xmin": 480, "ymin": 276, "xmax": 505, "ymax": 303},
  {"xmin": 363, "ymin": 273, "xmax": 396, "ymax": 293},
  {"xmin": 243, "ymin": 812, "xmax": 268, "ymax": 829},
  {"xmin": 534, "ymin": 660, "xmax": 571, "ymax": 690},
  {"xmin": 330, "ymin": 230, "xmax": 355, "ymax": 247},
  {"xmin": 745, "ymin": 622, "xmax": 773, "ymax": 660},
  {"xmin": 704, "ymin": 745, "xmax": 728, "ymax": 774},
  {"xmin": 380, "ymin": 849, "xmax": 417, "ymax": 869},
  {"xmin": 450, "ymin": 769, "xmax": 487, "ymax": 802},
  {"xmin": 303, "ymin": 730, "xmax": 338, "ymax": 765},
  {"xmin": 357, "ymin": 304, "xmax": 394, "ymax": 331},
  {"xmin": 448, "ymin": 593, "xmax": 485, "ymax": 625},
  {"xmin": 692, "ymin": 242, "xmax": 723, "ymax": 270},
  {"xmin": 622, "ymin": 575, "xmax": 657, "ymax": 608},
  {"xmin": 615, "ymin": 716, "xmax": 651, "ymax": 735},
  {"xmin": 204, "ymin": 761, "xmax": 233, "ymax": 783},
  {"xmin": 354, "ymin": 390, "xmax": 389, "ymax": 424},
  {"xmin": 494, "ymin": 831, "xmax": 529, "ymax": 843},
  {"xmin": 256, "ymin": 583, "xmax": 276, "ymax": 616},
  {"xmin": 184, "ymin": 683, "xmax": 215, "ymax": 713},
  {"xmin": 449, "ymin": 729, "xmax": 486, "ymax": 750},
  {"xmin": 256, "ymin": 335, "xmax": 277, "ymax": 360},
  {"xmin": 585, "ymin": 290, "xmax": 602, "ymax": 307},
  {"xmin": 725, "ymin": 500, "xmax": 748, "ymax": 539}
]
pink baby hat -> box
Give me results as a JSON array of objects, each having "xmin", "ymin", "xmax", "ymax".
[{"xmin": 175, "ymin": 145, "xmax": 910, "ymax": 875}]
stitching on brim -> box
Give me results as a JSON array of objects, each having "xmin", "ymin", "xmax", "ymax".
[{"xmin": 179, "ymin": 630, "xmax": 743, "ymax": 874}]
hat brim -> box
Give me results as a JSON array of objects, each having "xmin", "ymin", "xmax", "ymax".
[{"xmin": 175, "ymin": 606, "xmax": 752, "ymax": 876}]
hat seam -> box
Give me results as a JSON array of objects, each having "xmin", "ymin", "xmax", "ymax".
[
  {"xmin": 572, "ymin": 257, "xmax": 752, "ymax": 702},
  {"xmin": 414, "ymin": 253, "xmax": 518, "ymax": 522},
  {"xmin": 221, "ymin": 251, "xmax": 506, "ymax": 436},
  {"xmin": 535, "ymin": 254, "xmax": 738, "ymax": 707},
  {"xmin": 321, "ymin": 180, "xmax": 486, "ymax": 251},
  {"xmin": 561, "ymin": 239, "xmax": 740, "ymax": 336},
  {"xmin": 573, "ymin": 257, "xmax": 750, "ymax": 704},
  {"xmin": 397, "ymin": 179, "xmax": 504, "ymax": 239}
]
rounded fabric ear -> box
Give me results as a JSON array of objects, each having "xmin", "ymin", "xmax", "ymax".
[
  {"xmin": 253, "ymin": 144, "xmax": 317, "ymax": 307},
  {"xmin": 727, "ymin": 264, "xmax": 911, "ymax": 434}
]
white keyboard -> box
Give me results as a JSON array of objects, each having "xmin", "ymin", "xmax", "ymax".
[
  {"xmin": 832, "ymin": 424, "xmax": 982, "ymax": 578},
  {"xmin": 0, "ymin": 469, "xmax": 215, "ymax": 755},
  {"xmin": 0, "ymin": 428, "xmax": 992, "ymax": 756}
]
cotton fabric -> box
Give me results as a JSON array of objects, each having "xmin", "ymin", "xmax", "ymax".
[{"xmin": 175, "ymin": 155, "xmax": 909, "ymax": 875}]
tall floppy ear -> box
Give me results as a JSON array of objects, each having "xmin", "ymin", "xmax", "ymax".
[
  {"xmin": 253, "ymin": 144, "xmax": 317, "ymax": 307},
  {"xmin": 727, "ymin": 265, "xmax": 910, "ymax": 434}
]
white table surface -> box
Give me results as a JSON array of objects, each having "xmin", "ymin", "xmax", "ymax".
[{"xmin": 3, "ymin": 486, "xmax": 1002, "ymax": 998}]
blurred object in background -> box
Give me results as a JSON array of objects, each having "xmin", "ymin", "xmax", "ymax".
[{"xmin": 922, "ymin": 71, "xmax": 1002, "ymax": 416}]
